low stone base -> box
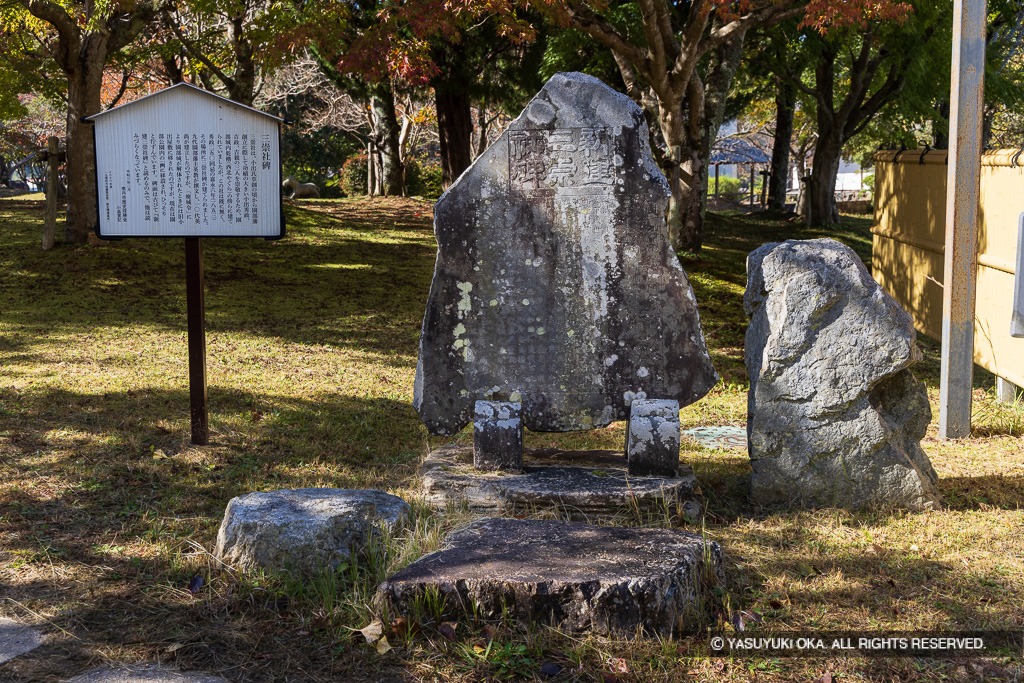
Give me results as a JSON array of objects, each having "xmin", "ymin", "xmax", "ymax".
[
  {"xmin": 420, "ymin": 445, "xmax": 702, "ymax": 519},
  {"xmin": 376, "ymin": 518, "xmax": 725, "ymax": 637}
]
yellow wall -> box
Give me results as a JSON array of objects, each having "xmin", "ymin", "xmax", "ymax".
[{"xmin": 872, "ymin": 149, "xmax": 1024, "ymax": 388}]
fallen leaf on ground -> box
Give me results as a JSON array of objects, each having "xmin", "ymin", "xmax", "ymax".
[
  {"xmin": 359, "ymin": 620, "xmax": 384, "ymax": 644},
  {"xmin": 607, "ymin": 657, "xmax": 629, "ymax": 674},
  {"xmin": 438, "ymin": 621, "xmax": 458, "ymax": 641},
  {"xmin": 811, "ymin": 672, "xmax": 833, "ymax": 683},
  {"xmin": 376, "ymin": 635, "xmax": 392, "ymax": 655}
]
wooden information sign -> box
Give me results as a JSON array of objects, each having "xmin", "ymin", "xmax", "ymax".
[{"xmin": 86, "ymin": 84, "xmax": 285, "ymax": 444}]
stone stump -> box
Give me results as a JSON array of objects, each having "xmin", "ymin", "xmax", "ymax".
[
  {"xmin": 626, "ymin": 399, "xmax": 680, "ymax": 476},
  {"xmin": 214, "ymin": 488, "xmax": 410, "ymax": 574},
  {"xmin": 377, "ymin": 518, "xmax": 723, "ymax": 637},
  {"xmin": 473, "ymin": 400, "xmax": 523, "ymax": 471}
]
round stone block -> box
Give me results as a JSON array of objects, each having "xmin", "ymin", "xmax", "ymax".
[
  {"xmin": 214, "ymin": 488, "xmax": 410, "ymax": 574},
  {"xmin": 377, "ymin": 518, "xmax": 724, "ymax": 637}
]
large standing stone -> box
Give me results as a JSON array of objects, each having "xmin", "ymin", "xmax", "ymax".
[
  {"xmin": 414, "ymin": 72, "xmax": 717, "ymax": 436},
  {"xmin": 214, "ymin": 488, "xmax": 410, "ymax": 574},
  {"xmin": 744, "ymin": 238, "xmax": 940, "ymax": 509},
  {"xmin": 376, "ymin": 518, "xmax": 723, "ymax": 637}
]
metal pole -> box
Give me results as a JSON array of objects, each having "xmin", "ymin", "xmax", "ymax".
[
  {"xmin": 939, "ymin": 0, "xmax": 987, "ymax": 439},
  {"xmin": 186, "ymin": 237, "xmax": 209, "ymax": 445}
]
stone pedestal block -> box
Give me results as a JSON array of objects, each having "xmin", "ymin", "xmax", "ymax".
[
  {"xmin": 626, "ymin": 399, "xmax": 680, "ymax": 476},
  {"xmin": 473, "ymin": 401, "xmax": 523, "ymax": 471},
  {"xmin": 376, "ymin": 518, "xmax": 724, "ymax": 637},
  {"xmin": 214, "ymin": 488, "xmax": 410, "ymax": 574}
]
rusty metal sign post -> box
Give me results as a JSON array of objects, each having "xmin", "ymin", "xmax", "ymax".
[{"xmin": 939, "ymin": 0, "xmax": 987, "ymax": 439}]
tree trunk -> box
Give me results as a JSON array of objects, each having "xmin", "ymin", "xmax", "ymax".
[
  {"xmin": 436, "ymin": 87, "xmax": 473, "ymax": 188},
  {"xmin": 227, "ymin": 16, "xmax": 255, "ymax": 105},
  {"xmin": 672, "ymin": 33, "xmax": 746, "ymax": 253},
  {"xmin": 65, "ymin": 38, "xmax": 107, "ymax": 244},
  {"xmin": 43, "ymin": 136, "xmax": 58, "ymax": 250},
  {"xmin": 473, "ymin": 106, "xmax": 491, "ymax": 160},
  {"xmin": 933, "ymin": 100, "xmax": 949, "ymax": 149},
  {"xmin": 809, "ymin": 133, "xmax": 843, "ymax": 225},
  {"xmin": 370, "ymin": 84, "xmax": 404, "ymax": 196},
  {"xmin": 768, "ymin": 78, "xmax": 795, "ymax": 211}
]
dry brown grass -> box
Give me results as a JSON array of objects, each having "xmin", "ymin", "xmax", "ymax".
[{"xmin": 0, "ymin": 197, "xmax": 1021, "ymax": 682}]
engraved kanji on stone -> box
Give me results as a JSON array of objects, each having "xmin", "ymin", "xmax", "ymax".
[
  {"xmin": 580, "ymin": 128, "xmax": 614, "ymax": 186},
  {"xmin": 510, "ymin": 132, "xmax": 548, "ymax": 191},
  {"xmin": 547, "ymin": 152, "xmax": 578, "ymax": 187}
]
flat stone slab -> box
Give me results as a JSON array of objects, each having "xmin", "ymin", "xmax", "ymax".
[
  {"xmin": 414, "ymin": 71, "xmax": 717, "ymax": 436},
  {"xmin": 377, "ymin": 518, "xmax": 725, "ymax": 637},
  {"xmin": 215, "ymin": 488, "xmax": 410, "ymax": 574},
  {"xmin": 0, "ymin": 618, "xmax": 44, "ymax": 664},
  {"xmin": 64, "ymin": 664, "xmax": 228, "ymax": 682},
  {"xmin": 682, "ymin": 425, "xmax": 748, "ymax": 450},
  {"xmin": 420, "ymin": 445, "xmax": 702, "ymax": 518}
]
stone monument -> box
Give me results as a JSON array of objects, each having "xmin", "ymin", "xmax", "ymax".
[
  {"xmin": 745, "ymin": 238, "xmax": 941, "ymax": 509},
  {"xmin": 414, "ymin": 72, "xmax": 717, "ymax": 488}
]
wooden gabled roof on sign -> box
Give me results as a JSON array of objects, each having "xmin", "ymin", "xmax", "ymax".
[{"xmin": 84, "ymin": 82, "xmax": 283, "ymax": 123}]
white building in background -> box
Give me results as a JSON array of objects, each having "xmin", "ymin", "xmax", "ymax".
[
  {"xmin": 716, "ymin": 120, "xmax": 871, "ymax": 195},
  {"xmin": 835, "ymin": 158, "xmax": 869, "ymax": 192}
]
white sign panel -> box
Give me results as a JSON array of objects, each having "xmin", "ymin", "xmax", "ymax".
[{"xmin": 89, "ymin": 83, "xmax": 283, "ymax": 239}]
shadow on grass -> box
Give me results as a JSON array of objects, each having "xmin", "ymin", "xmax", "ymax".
[
  {"xmin": 0, "ymin": 202, "xmax": 437, "ymax": 360},
  {"xmin": 0, "ymin": 384, "xmax": 425, "ymax": 531}
]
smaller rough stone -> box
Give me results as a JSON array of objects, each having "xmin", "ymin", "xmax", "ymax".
[
  {"xmin": 626, "ymin": 399, "xmax": 680, "ymax": 476},
  {"xmin": 64, "ymin": 664, "xmax": 228, "ymax": 683},
  {"xmin": 474, "ymin": 401, "xmax": 523, "ymax": 471},
  {"xmin": 745, "ymin": 238, "xmax": 940, "ymax": 509},
  {"xmin": 0, "ymin": 618, "xmax": 44, "ymax": 664},
  {"xmin": 214, "ymin": 488, "xmax": 410, "ymax": 574},
  {"xmin": 377, "ymin": 518, "xmax": 724, "ymax": 637}
]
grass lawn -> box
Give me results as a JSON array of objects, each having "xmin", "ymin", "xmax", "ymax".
[{"xmin": 0, "ymin": 196, "xmax": 1021, "ymax": 682}]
